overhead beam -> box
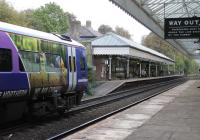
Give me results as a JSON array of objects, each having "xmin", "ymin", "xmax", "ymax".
[
  {"xmin": 182, "ymin": 0, "xmax": 190, "ymax": 17},
  {"xmin": 109, "ymin": 0, "xmax": 189, "ymax": 56}
]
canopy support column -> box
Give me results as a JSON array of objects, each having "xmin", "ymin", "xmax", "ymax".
[
  {"xmin": 156, "ymin": 64, "xmax": 158, "ymax": 77},
  {"xmin": 149, "ymin": 62, "xmax": 151, "ymax": 77},
  {"xmin": 109, "ymin": 56, "xmax": 112, "ymax": 80},
  {"xmin": 140, "ymin": 63, "xmax": 142, "ymax": 77},
  {"xmin": 168, "ymin": 64, "xmax": 169, "ymax": 75},
  {"xmin": 126, "ymin": 58, "xmax": 130, "ymax": 79}
]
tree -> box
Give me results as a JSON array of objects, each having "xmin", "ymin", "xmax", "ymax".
[
  {"xmin": 115, "ymin": 26, "xmax": 131, "ymax": 39},
  {"xmin": 142, "ymin": 32, "xmax": 200, "ymax": 75},
  {"xmin": 19, "ymin": 9, "xmax": 36, "ymax": 28},
  {"xmin": 32, "ymin": 2, "xmax": 69, "ymax": 34},
  {"xmin": 0, "ymin": 0, "xmax": 27, "ymax": 26},
  {"xmin": 98, "ymin": 24, "xmax": 113, "ymax": 34},
  {"xmin": 142, "ymin": 32, "xmax": 174, "ymax": 58},
  {"xmin": 67, "ymin": 12, "xmax": 77, "ymax": 25}
]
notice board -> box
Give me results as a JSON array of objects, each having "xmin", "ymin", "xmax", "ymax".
[{"xmin": 164, "ymin": 17, "xmax": 200, "ymax": 39}]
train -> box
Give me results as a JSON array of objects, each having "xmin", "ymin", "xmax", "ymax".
[{"xmin": 0, "ymin": 21, "xmax": 88, "ymax": 123}]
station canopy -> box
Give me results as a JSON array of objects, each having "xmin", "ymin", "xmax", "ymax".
[{"xmin": 110, "ymin": 0, "xmax": 200, "ymax": 61}]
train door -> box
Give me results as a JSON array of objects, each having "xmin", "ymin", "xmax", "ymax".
[{"xmin": 67, "ymin": 46, "xmax": 77, "ymax": 91}]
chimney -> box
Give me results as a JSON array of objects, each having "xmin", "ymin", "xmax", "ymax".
[
  {"xmin": 86, "ymin": 20, "xmax": 91, "ymax": 28},
  {"xmin": 70, "ymin": 21, "xmax": 81, "ymax": 40}
]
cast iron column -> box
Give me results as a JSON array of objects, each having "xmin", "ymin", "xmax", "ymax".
[
  {"xmin": 156, "ymin": 64, "xmax": 158, "ymax": 77},
  {"xmin": 109, "ymin": 56, "xmax": 112, "ymax": 80},
  {"xmin": 140, "ymin": 63, "xmax": 142, "ymax": 77},
  {"xmin": 127, "ymin": 58, "xmax": 130, "ymax": 79},
  {"xmin": 149, "ymin": 62, "xmax": 151, "ymax": 77}
]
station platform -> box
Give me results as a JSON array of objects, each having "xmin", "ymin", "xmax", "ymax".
[
  {"xmin": 64, "ymin": 80, "xmax": 200, "ymax": 140},
  {"xmin": 83, "ymin": 75, "xmax": 180, "ymax": 100}
]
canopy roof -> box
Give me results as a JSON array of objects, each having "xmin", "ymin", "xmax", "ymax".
[
  {"xmin": 92, "ymin": 32, "xmax": 174, "ymax": 64},
  {"xmin": 110, "ymin": 0, "xmax": 200, "ymax": 61}
]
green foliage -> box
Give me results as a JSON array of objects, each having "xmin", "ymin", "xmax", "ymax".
[
  {"xmin": 98, "ymin": 24, "xmax": 113, "ymax": 34},
  {"xmin": 87, "ymin": 64, "xmax": 96, "ymax": 95},
  {"xmin": 0, "ymin": 0, "xmax": 27, "ymax": 26},
  {"xmin": 115, "ymin": 26, "xmax": 131, "ymax": 39},
  {"xmin": 0, "ymin": 1, "xmax": 69, "ymax": 33},
  {"xmin": 81, "ymin": 42, "xmax": 92, "ymax": 65},
  {"xmin": 98, "ymin": 24, "xmax": 131, "ymax": 39},
  {"xmin": 32, "ymin": 2, "xmax": 69, "ymax": 34},
  {"xmin": 142, "ymin": 32, "xmax": 200, "ymax": 75}
]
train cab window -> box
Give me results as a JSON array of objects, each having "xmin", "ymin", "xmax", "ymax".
[
  {"xmin": 0, "ymin": 49, "xmax": 12, "ymax": 72},
  {"xmin": 80, "ymin": 57, "xmax": 85, "ymax": 71}
]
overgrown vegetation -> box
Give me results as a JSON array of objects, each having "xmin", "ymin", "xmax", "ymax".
[
  {"xmin": 0, "ymin": 0, "xmax": 69, "ymax": 33},
  {"xmin": 98, "ymin": 24, "xmax": 131, "ymax": 39},
  {"xmin": 142, "ymin": 33, "xmax": 200, "ymax": 75}
]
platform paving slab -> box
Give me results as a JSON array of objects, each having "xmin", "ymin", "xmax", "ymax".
[
  {"xmin": 62, "ymin": 80, "xmax": 195, "ymax": 140},
  {"xmin": 125, "ymin": 80, "xmax": 200, "ymax": 140}
]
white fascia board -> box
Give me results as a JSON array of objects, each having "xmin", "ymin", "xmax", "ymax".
[
  {"xmin": 93, "ymin": 47, "xmax": 129, "ymax": 55},
  {"xmin": 129, "ymin": 48, "xmax": 174, "ymax": 64}
]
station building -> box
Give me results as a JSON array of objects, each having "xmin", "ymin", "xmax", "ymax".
[
  {"xmin": 92, "ymin": 33, "xmax": 174, "ymax": 80},
  {"xmin": 66, "ymin": 21, "xmax": 175, "ymax": 81}
]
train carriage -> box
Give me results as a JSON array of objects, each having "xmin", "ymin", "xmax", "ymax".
[{"xmin": 0, "ymin": 21, "xmax": 88, "ymax": 123}]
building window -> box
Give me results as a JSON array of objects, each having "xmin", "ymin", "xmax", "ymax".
[
  {"xmin": 0, "ymin": 48, "xmax": 12, "ymax": 72},
  {"xmin": 19, "ymin": 51, "xmax": 40, "ymax": 72}
]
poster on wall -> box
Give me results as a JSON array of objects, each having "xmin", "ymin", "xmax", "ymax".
[{"xmin": 164, "ymin": 17, "xmax": 200, "ymax": 39}]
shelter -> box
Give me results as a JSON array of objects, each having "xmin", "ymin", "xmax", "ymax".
[
  {"xmin": 110, "ymin": 0, "xmax": 200, "ymax": 62},
  {"xmin": 92, "ymin": 32, "xmax": 174, "ymax": 80}
]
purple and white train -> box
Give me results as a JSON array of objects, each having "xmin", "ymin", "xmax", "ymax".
[{"xmin": 0, "ymin": 21, "xmax": 88, "ymax": 122}]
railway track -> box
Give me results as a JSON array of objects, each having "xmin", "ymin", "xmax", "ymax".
[{"xmin": 0, "ymin": 77, "xmax": 186, "ymax": 140}]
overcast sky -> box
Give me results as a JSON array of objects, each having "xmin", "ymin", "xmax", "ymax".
[{"xmin": 6, "ymin": 0, "xmax": 150, "ymax": 43}]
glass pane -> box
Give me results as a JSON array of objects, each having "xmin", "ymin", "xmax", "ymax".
[
  {"xmin": 80, "ymin": 57, "xmax": 85, "ymax": 71},
  {"xmin": 20, "ymin": 51, "xmax": 40, "ymax": 72},
  {"xmin": 19, "ymin": 57, "xmax": 25, "ymax": 71},
  {"xmin": 45, "ymin": 53, "xmax": 62, "ymax": 72},
  {"xmin": 0, "ymin": 49, "xmax": 12, "ymax": 72}
]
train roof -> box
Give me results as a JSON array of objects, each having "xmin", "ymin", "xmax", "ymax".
[{"xmin": 0, "ymin": 21, "xmax": 85, "ymax": 48}]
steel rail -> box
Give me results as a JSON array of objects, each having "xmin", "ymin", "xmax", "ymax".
[
  {"xmin": 68, "ymin": 77, "xmax": 184, "ymax": 114},
  {"xmin": 48, "ymin": 78, "xmax": 186, "ymax": 140}
]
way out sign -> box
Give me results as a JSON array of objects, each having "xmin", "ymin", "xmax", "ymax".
[{"xmin": 164, "ymin": 17, "xmax": 200, "ymax": 39}]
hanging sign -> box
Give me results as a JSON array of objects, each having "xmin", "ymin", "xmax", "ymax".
[{"xmin": 164, "ymin": 17, "xmax": 200, "ymax": 39}]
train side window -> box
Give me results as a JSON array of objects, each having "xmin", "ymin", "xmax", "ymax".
[
  {"xmin": 19, "ymin": 51, "xmax": 40, "ymax": 72},
  {"xmin": 69, "ymin": 56, "xmax": 72, "ymax": 72},
  {"xmin": 73, "ymin": 57, "xmax": 76, "ymax": 72},
  {"xmin": 45, "ymin": 53, "xmax": 62, "ymax": 72},
  {"xmin": 80, "ymin": 57, "xmax": 85, "ymax": 71},
  {"xmin": 69, "ymin": 56, "xmax": 76, "ymax": 72},
  {"xmin": 0, "ymin": 48, "xmax": 12, "ymax": 72}
]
